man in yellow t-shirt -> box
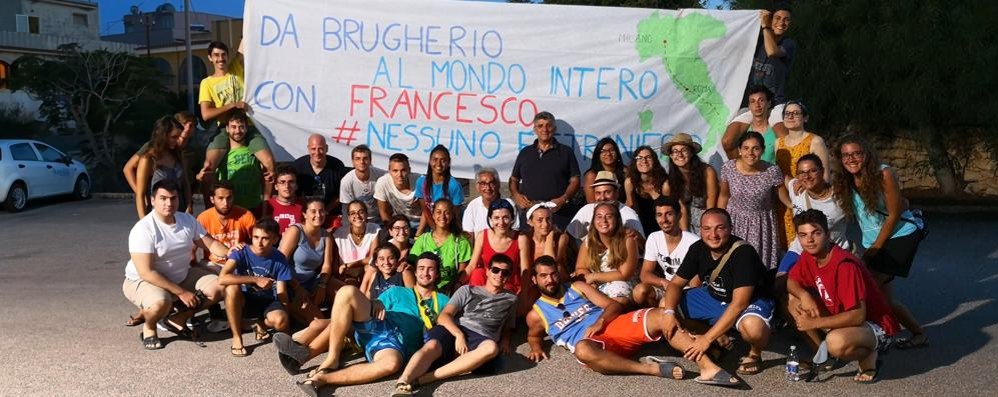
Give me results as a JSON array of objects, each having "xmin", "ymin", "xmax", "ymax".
[{"xmin": 197, "ymin": 40, "xmax": 276, "ymax": 190}]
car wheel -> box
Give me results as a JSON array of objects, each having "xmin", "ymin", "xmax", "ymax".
[
  {"xmin": 73, "ymin": 175, "xmax": 91, "ymax": 200},
  {"xmin": 3, "ymin": 182, "xmax": 27, "ymax": 212}
]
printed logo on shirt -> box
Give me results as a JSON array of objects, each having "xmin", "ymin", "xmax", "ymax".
[
  {"xmin": 815, "ymin": 276, "xmax": 833, "ymax": 308},
  {"xmin": 553, "ymin": 303, "xmax": 595, "ymax": 331}
]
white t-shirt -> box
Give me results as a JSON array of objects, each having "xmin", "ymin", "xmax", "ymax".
[
  {"xmin": 333, "ymin": 222, "xmax": 381, "ymax": 264},
  {"xmin": 643, "ymin": 230, "xmax": 700, "ymax": 280},
  {"xmin": 373, "ymin": 173, "xmax": 420, "ymax": 223},
  {"xmin": 568, "ymin": 202, "xmax": 646, "ymax": 240},
  {"xmin": 786, "ymin": 179, "xmax": 852, "ymax": 253},
  {"xmin": 462, "ymin": 196, "xmax": 520, "ymax": 234},
  {"xmin": 340, "ymin": 168, "xmax": 385, "ymax": 221},
  {"xmin": 125, "ymin": 212, "xmax": 206, "ymax": 283}
]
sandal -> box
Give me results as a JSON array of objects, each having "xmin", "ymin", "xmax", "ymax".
[
  {"xmin": 737, "ymin": 354, "xmax": 762, "ymax": 375},
  {"xmin": 694, "ymin": 369, "xmax": 742, "ymax": 388},
  {"xmin": 140, "ymin": 331, "xmax": 162, "ymax": 350},
  {"xmin": 895, "ymin": 333, "xmax": 929, "ymax": 350},
  {"xmin": 254, "ymin": 323, "xmax": 272, "ymax": 341},
  {"xmin": 854, "ymin": 359, "xmax": 882, "ymax": 384},
  {"xmin": 161, "ymin": 318, "xmax": 194, "ymax": 338},
  {"xmin": 295, "ymin": 378, "xmax": 320, "ymax": 397},
  {"xmin": 231, "ymin": 346, "xmax": 248, "ymax": 357},
  {"xmin": 125, "ymin": 313, "xmax": 145, "ymax": 327}
]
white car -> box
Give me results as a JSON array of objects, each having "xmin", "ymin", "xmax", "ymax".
[{"xmin": 0, "ymin": 139, "xmax": 91, "ymax": 212}]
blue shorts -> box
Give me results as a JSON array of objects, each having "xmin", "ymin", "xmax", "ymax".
[
  {"xmin": 243, "ymin": 295, "xmax": 285, "ymax": 319},
  {"xmin": 353, "ymin": 319, "xmax": 405, "ymax": 362},
  {"xmin": 424, "ymin": 324, "xmax": 500, "ymax": 374},
  {"xmin": 679, "ymin": 286, "xmax": 774, "ymax": 330},
  {"xmin": 777, "ymin": 251, "xmax": 801, "ymax": 275}
]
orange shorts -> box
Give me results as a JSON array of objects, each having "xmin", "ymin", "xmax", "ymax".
[{"xmin": 585, "ymin": 308, "xmax": 660, "ymax": 358}]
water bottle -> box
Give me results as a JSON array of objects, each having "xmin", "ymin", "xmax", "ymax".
[{"xmin": 786, "ymin": 345, "xmax": 800, "ymax": 382}]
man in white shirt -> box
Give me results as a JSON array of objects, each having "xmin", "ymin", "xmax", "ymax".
[
  {"xmin": 340, "ymin": 145, "xmax": 384, "ymax": 222},
  {"xmin": 374, "ymin": 153, "xmax": 421, "ymax": 226},
  {"xmin": 462, "ymin": 167, "xmax": 519, "ymax": 234},
  {"xmin": 123, "ymin": 180, "xmax": 235, "ymax": 350},
  {"xmin": 567, "ymin": 171, "xmax": 644, "ymax": 241},
  {"xmin": 633, "ymin": 196, "xmax": 701, "ymax": 308}
]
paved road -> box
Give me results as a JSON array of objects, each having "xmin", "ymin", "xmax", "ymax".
[{"xmin": 1, "ymin": 199, "xmax": 995, "ymax": 396}]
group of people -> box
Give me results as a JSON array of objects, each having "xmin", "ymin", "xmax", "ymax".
[{"xmin": 120, "ymin": 4, "xmax": 929, "ymax": 395}]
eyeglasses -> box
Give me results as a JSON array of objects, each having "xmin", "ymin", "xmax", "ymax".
[
  {"xmin": 489, "ymin": 266, "xmax": 512, "ymax": 277},
  {"xmin": 783, "ymin": 111, "xmax": 803, "ymax": 118},
  {"xmin": 634, "ymin": 155, "xmax": 654, "ymax": 162},
  {"xmin": 477, "ymin": 180, "xmax": 497, "ymax": 186},
  {"xmin": 670, "ymin": 148, "xmax": 690, "ymax": 156},
  {"xmin": 556, "ymin": 303, "xmax": 571, "ymax": 319},
  {"xmin": 841, "ymin": 151, "xmax": 865, "ymax": 160},
  {"xmin": 348, "ymin": 211, "xmax": 366, "ymax": 217},
  {"xmin": 390, "ymin": 226, "xmax": 409, "ymax": 233}
]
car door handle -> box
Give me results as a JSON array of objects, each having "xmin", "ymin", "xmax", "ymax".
[{"xmin": 18, "ymin": 164, "xmax": 25, "ymax": 168}]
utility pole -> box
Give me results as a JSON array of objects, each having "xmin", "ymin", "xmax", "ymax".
[
  {"xmin": 140, "ymin": 12, "xmax": 155, "ymax": 57},
  {"xmin": 184, "ymin": 0, "xmax": 195, "ymax": 114}
]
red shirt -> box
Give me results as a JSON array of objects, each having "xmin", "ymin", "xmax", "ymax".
[
  {"xmin": 263, "ymin": 197, "xmax": 303, "ymax": 235},
  {"xmin": 789, "ymin": 245, "xmax": 900, "ymax": 336},
  {"xmin": 469, "ymin": 229, "xmax": 521, "ymax": 292}
]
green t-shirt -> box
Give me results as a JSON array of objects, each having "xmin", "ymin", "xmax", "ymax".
[
  {"xmin": 749, "ymin": 126, "xmax": 778, "ymax": 164},
  {"xmin": 409, "ymin": 232, "xmax": 471, "ymax": 289},
  {"xmin": 221, "ymin": 145, "xmax": 262, "ymax": 210},
  {"xmin": 378, "ymin": 286, "xmax": 450, "ymax": 357}
]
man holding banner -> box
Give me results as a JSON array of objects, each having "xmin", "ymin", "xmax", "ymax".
[{"xmin": 510, "ymin": 112, "xmax": 581, "ymax": 230}]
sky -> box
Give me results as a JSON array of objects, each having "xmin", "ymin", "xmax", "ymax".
[{"xmin": 97, "ymin": 0, "xmax": 727, "ymax": 35}]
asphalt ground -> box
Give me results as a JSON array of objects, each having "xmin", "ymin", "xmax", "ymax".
[{"xmin": 1, "ymin": 198, "xmax": 996, "ymax": 396}]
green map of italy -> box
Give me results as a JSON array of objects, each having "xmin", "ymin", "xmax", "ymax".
[{"xmin": 636, "ymin": 11, "xmax": 729, "ymax": 150}]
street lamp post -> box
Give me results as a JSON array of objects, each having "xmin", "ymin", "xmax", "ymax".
[{"xmin": 184, "ymin": 0, "xmax": 195, "ymax": 114}]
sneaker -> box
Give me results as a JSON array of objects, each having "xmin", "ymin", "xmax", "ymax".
[{"xmin": 206, "ymin": 319, "xmax": 230, "ymax": 333}]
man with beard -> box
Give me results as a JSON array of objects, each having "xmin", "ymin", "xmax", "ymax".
[
  {"xmin": 278, "ymin": 252, "xmax": 449, "ymax": 397},
  {"xmin": 526, "ymin": 255, "xmax": 742, "ymax": 388},
  {"xmin": 197, "ymin": 181, "xmax": 256, "ymax": 271}
]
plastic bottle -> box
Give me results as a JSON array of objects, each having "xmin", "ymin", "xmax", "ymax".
[{"xmin": 786, "ymin": 345, "xmax": 800, "ymax": 382}]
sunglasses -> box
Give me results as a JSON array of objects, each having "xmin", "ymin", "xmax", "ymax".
[
  {"xmin": 419, "ymin": 299, "xmax": 438, "ymax": 322},
  {"xmin": 556, "ymin": 303, "xmax": 571, "ymax": 319},
  {"xmin": 489, "ymin": 266, "xmax": 512, "ymax": 277}
]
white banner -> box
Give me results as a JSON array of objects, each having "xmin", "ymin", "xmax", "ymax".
[{"xmin": 243, "ymin": 0, "xmax": 757, "ymax": 178}]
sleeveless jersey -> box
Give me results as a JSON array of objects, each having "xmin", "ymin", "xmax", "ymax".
[{"xmin": 532, "ymin": 284, "xmax": 603, "ymax": 352}]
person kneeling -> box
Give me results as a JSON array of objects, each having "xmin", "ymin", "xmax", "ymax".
[
  {"xmin": 219, "ymin": 219, "xmax": 294, "ymax": 357},
  {"xmin": 392, "ymin": 254, "xmax": 518, "ymax": 396},
  {"xmin": 787, "ymin": 209, "xmax": 899, "ymax": 383}
]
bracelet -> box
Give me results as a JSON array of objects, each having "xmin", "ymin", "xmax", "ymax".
[{"xmin": 662, "ymin": 309, "xmax": 676, "ymax": 316}]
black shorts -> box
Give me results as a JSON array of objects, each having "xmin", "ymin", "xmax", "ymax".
[
  {"xmin": 425, "ymin": 324, "xmax": 500, "ymax": 374},
  {"xmin": 244, "ymin": 294, "xmax": 285, "ymax": 319},
  {"xmin": 866, "ymin": 231, "xmax": 921, "ymax": 278}
]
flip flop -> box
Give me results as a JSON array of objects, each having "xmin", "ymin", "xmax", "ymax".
[
  {"xmin": 295, "ymin": 379, "xmax": 319, "ymax": 397},
  {"xmin": 854, "ymin": 359, "xmax": 882, "ymax": 384},
  {"xmin": 231, "ymin": 346, "xmax": 248, "ymax": 357},
  {"xmin": 895, "ymin": 334, "xmax": 929, "ymax": 350},
  {"xmin": 140, "ymin": 331, "xmax": 162, "ymax": 350},
  {"xmin": 391, "ymin": 381, "xmax": 415, "ymax": 396},
  {"xmin": 638, "ymin": 356, "xmax": 685, "ymax": 380},
  {"xmin": 736, "ymin": 354, "xmax": 761, "ymax": 375},
  {"xmin": 254, "ymin": 323, "xmax": 272, "ymax": 341},
  {"xmin": 161, "ymin": 318, "xmax": 194, "ymax": 339},
  {"xmin": 125, "ymin": 313, "xmax": 145, "ymax": 327},
  {"xmin": 694, "ymin": 369, "xmax": 742, "ymax": 388}
]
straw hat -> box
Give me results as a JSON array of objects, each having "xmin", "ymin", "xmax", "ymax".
[
  {"xmin": 590, "ymin": 170, "xmax": 619, "ymax": 188},
  {"xmin": 661, "ymin": 133, "xmax": 702, "ymax": 155}
]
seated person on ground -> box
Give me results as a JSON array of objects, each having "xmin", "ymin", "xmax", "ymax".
[
  {"xmin": 633, "ymin": 196, "xmax": 702, "ymax": 308},
  {"xmin": 218, "ymin": 219, "xmax": 296, "ymax": 357},
  {"xmin": 526, "ymin": 256, "xmax": 742, "ymax": 388},
  {"xmin": 283, "ymin": 253, "xmax": 450, "ymax": 397},
  {"xmin": 277, "ymin": 198, "xmax": 342, "ymax": 324},
  {"xmin": 574, "ymin": 202, "xmax": 640, "ymax": 306},
  {"xmin": 361, "ymin": 244, "xmax": 415, "ymax": 300},
  {"xmin": 391, "ymin": 254, "xmax": 518, "ymax": 396},
  {"xmin": 786, "ymin": 209, "xmax": 900, "ymax": 383},
  {"xmin": 196, "ymin": 181, "xmax": 255, "ymax": 271},
  {"xmin": 123, "ymin": 180, "xmax": 230, "ymax": 350},
  {"xmin": 661, "ymin": 208, "xmax": 775, "ymax": 377}
]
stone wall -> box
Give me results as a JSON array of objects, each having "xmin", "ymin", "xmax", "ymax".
[{"xmin": 871, "ymin": 136, "xmax": 998, "ymax": 197}]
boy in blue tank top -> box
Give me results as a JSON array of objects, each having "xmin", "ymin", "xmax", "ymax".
[{"xmin": 526, "ymin": 256, "xmax": 743, "ymax": 388}]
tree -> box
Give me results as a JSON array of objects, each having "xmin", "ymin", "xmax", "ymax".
[
  {"xmin": 11, "ymin": 44, "xmax": 170, "ymax": 190},
  {"xmin": 729, "ymin": 0, "xmax": 998, "ymax": 194}
]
